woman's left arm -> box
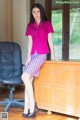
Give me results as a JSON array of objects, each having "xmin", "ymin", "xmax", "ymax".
[{"xmin": 48, "ymin": 33, "xmax": 58, "ymax": 61}]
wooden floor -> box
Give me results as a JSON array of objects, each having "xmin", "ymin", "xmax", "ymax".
[
  {"xmin": 0, "ymin": 110, "xmax": 78, "ymax": 120},
  {"xmin": 0, "ymin": 85, "xmax": 78, "ymax": 120}
]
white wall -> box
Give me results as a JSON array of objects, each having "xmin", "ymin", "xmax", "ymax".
[
  {"xmin": 0, "ymin": 0, "xmax": 7, "ymax": 41},
  {"xmin": 13, "ymin": 0, "xmax": 30, "ymax": 63},
  {"xmin": 0, "ymin": 0, "xmax": 30, "ymax": 63}
]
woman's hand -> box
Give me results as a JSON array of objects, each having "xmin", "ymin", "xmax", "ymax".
[
  {"xmin": 51, "ymin": 53, "xmax": 59, "ymax": 61},
  {"xmin": 25, "ymin": 57, "xmax": 31, "ymax": 66}
]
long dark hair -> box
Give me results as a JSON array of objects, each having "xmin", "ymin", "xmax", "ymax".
[{"xmin": 30, "ymin": 3, "xmax": 48, "ymax": 23}]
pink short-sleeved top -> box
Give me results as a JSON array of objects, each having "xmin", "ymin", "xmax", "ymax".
[{"xmin": 25, "ymin": 20, "xmax": 54, "ymax": 54}]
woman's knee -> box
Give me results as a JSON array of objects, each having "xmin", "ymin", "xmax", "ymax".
[
  {"xmin": 21, "ymin": 72, "xmax": 30, "ymax": 81},
  {"xmin": 21, "ymin": 73, "xmax": 26, "ymax": 81}
]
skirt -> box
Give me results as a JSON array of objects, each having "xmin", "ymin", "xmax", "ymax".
[{"xmin": 23, "ymin": 52, "xmax": 47, "ymax": 77}]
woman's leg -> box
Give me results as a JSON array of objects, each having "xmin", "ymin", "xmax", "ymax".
[
  {"xmin": 30, "ymin": 76, "xmax": 34, "ymax": 84},
  {"xmin": 24, "ymin": 88, "xmax": 29, "ymax": 113},
  {"xmin": 21, "ymin": 72, "xmax": 35, "ymax": 113},
  {"xmin": 21, "ymin": 73, "xmax": 29, "ymax": 114}
]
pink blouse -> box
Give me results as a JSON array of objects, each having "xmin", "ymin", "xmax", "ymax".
[{"xmin": 25, "ymin": 20, "xmax": 54, "ymax": 54}]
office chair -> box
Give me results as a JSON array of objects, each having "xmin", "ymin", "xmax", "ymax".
[{"xmin": 0, "ymin": 42, "xmax": 24, "ymax": 112}]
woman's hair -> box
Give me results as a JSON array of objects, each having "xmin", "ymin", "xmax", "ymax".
[{"xmin": 30, "ymin": 3, "xmax": 48, "ymax": 23}]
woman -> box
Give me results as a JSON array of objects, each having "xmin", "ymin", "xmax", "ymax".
[{"xmin": 21, "ymin": 3, "xmax": 57, "ymax": 118}]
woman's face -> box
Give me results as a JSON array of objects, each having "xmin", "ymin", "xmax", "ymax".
[{"xmin": 32, "ymin": 7, "xmax": 41, "ymax": 21}]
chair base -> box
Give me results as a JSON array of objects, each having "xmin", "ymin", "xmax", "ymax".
[
  {"xmin": 0, "ymin": 99, "xmax": 24, "ymax": 112},
  {"xmin": 0, "ymin": 87, "xmax": 24, "ymax": 112}
]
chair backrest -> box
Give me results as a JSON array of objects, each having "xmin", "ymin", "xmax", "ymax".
[{"xmin": 0, "ymin": 42, "xmax": 22, "ymax": 82}]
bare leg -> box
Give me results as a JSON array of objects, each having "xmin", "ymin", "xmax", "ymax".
[
  {"xmin": 24, "ymin": 88, "xmax": 29, "ymax": 113},
  {"xmin": 21, "ymin": 74, "xmax": 29, "ymax": 114},
  {"xmin": 21, "ymin": 73, "xmax": 35, "ymax": 113},
  {"xmin": 30, "ymin": 76, "xmax": 34, "ymax": 85}
]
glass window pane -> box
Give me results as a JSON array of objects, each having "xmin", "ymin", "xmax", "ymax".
[
  {"xmin": 51, "ymin": 9, "xmax": 62, "ymax": 60},
  {"xmin": 69, "ymin": 8, "xmax": 80, "ymax": 60}
]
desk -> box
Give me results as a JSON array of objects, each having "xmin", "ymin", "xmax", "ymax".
[{"xmin": 34, "ymin": 61, "xmax": 80, "ymax": 118}]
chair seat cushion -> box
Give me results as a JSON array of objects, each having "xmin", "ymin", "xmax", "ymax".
[{"xmin": 2, "ymin": 76, "xmax": 23, "ymax": 85}]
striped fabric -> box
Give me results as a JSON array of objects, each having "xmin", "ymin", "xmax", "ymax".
[{"xmin": 23, "ymin": 52, "xmax": 47, "ymax": 77}]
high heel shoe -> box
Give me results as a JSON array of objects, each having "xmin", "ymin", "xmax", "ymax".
[
  {"xmin": 22, "ymin": 113, "xmax": 29, "ymax": 117},
  {"xmin": 27, "ymin": 102, "xmax": 37, "ymax": 118},
  {"xmin": 22, "ymin": 109, "xmax": 30, "ymax": 117},
  {"xmin": 27, "ymin": 110, "xmax": 36, "ymax": 118}
]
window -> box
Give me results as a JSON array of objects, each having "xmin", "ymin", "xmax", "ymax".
[
  {"xmin": 51, "ymin": 9, "xmax": 62, "ymax": 60},
  {"xmin": 69, "ymin": 8, "xmax": 80, "ymax": 60},
  {"xmin": 52, "ymin": 8, "xmax": 80, "ymax": 61}
]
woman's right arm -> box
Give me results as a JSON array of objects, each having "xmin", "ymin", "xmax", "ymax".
[{"xmin": 26, "ymin": 35, "xmax": 33, "ymax": 65}]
